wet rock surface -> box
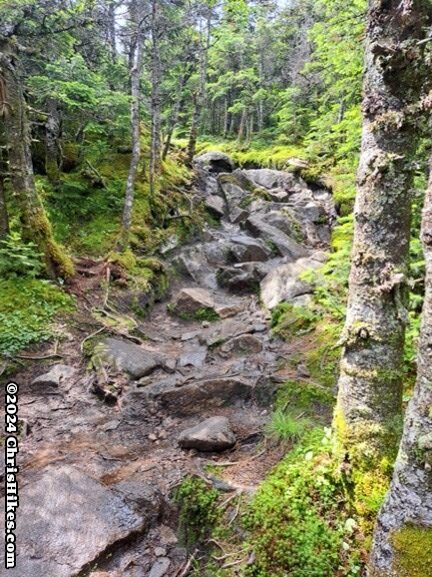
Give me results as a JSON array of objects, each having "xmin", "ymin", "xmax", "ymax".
[
  {"xmin": 2, "ymin": 152, "xmax": 334, "ymax": 576},
  {"xmin": 178, "ymin": 416, "xmax": 236, "ymax": 451}
]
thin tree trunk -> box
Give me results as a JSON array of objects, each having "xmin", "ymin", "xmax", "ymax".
[
  {"xmin": 0, "ymin": 177, "xmax": 8, "ymax": 240},
  {"xmin": 0, "ymin": 40, "xmax": 73, "ymax": 278},
  {"xmin": 120, "ymin": 9, "xmax": 144, "ymax": 249},
  {"xmin": 107, "ymin": 0, "xmax": 117, "ymax": 63},
  {"xmin": 237, "ymin": 108, "xmax": 247, "ymax": 143},
  {"xmin": 149, "ymin": 0, "xmax": 161, "ymax": 197},
  {"xmin": 333, "ymin": 0, "xmax": 430, "ymax": 469},
  {"xmin": 222, "ymin": 96, "xmax": 229, "ymax": 138},
  {"xmin": 0, "ymin": 141, "xmax": 9, "ymax": 239},
  {"xmin": 162, "ymin": 71, "xmax": 189, "ymax": 160},
  {"xmin": 187, "ymin": 10, "xmax": 211, "ymax": 165},
  {"xmin": 45, "ymin": 97, "xmax": 61, "ymax": 184},
  {"xmin": 369, "ymin": 156, "xmax": 432, "ymax": 576}
]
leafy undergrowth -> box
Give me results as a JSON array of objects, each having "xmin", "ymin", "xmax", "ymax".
[
  {"xmin": 40, "ymin": 141, "xmax": 199, "ymax": 258},
  {"xmin": 0, "ymin": 278, "xmax": 74, "ymax": 356}
]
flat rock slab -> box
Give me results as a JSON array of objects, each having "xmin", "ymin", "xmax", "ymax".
[
  {"xmin": 179, "ymin": 416, "xmax": 236, "ymax": 451},
  {"xmin": 100, "ymin": 338, "xmax": 165, "ymax": 379},
  {"xmin": 244, "ymin": 168, "xmax": 308, "ymax": 194},
  {"xmin": 179, "ymin": 347, "xmax": 207, "ymax": 368},
  {"xmin": 31, "ymin": 364, "xmax": 76, "ymax": 388},
  {"xmin": 205, "ymin": 194, "xmax": 226, "ymax": 218},
  {"xmin": 156, "ymin": 376, "xmax": 253, "ymax": 415},
  {"xmin": 245, "ymin": 215, "xmax": 309, "ymax": 260},
  {"xmin": 260, "ymin": 252, "xmax": 327, "ymax": 309},
  {"xmin": 0, "ymin": 465, "xmax": 148, "ymax": 577}
]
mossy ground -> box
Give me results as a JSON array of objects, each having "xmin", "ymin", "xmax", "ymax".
[{"xmin": 0, "ymin": 278, "xmax": 75, "ymax": 356}]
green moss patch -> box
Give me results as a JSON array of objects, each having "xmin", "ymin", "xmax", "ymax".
[
  {"xmin": 392, "ymin": 526, "xmax": 432, "ymax": 577},
  {"xmin": 0, "ymin": 279, "xmax": 74, "ymax": 355}
]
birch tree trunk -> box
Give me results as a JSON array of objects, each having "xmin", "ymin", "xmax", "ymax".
[
  {"xmin": 0, "ymin": 40, "xmax": 73, "ymax": 278},
  {"xmin": 120, "ymin": 4, "xmax": 144, "ymax": 250},
  {"xmin": 369, "ymin": 157, "xmax": 432, "ymax": 576},
  {"xmin": 333, "ymin": 0, "xmax": 431, "ymax": 469},
  {"xmin": 149, "ymin": 0, "xmax": 161, "ymax": 197}
]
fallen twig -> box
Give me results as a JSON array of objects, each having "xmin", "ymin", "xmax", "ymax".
[
  {"xmin": 221, "ymin": 556, "xmax": 248, "ymax": 569},
  {"xmin": 15, "ymin": 352, "xmax": 63, "ymax": 360},
  {"xmin": 228, "ymin": 491, "xmax": 243, "ymax": 526},
  {"xmin": 175, "ymin": 548, "xmax": 198, "ymax": 577}
]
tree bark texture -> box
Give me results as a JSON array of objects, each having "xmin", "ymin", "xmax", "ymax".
[
  {"xmin": 0, "ymin": 40, "xmax": 73, "ymax": 278},
  {"xmin": 45, "ymin": 97, "xmax": 61, "ymax": 183},
  {"xmin": 187, "ymin": 11, "xmax": 211, "ymax": 165},
  {"xmin": 334, "ymin": 0, "xmax": 432, "ymax": 468},
  {"xmin": 369, "ymin": 156, "xmax": 432, "ymax": 576},
  {"xmin": 149, "ymin": 0, "xmax": 161, "ymax": 196},
  {"xmin": 120, "ymin": 5, "xmax": 144, "ymax": 249}
]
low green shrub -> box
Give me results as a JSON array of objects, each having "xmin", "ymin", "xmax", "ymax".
[{"xmin": 0, "ymin": 232, "xmax": 44, "ymax": 279}]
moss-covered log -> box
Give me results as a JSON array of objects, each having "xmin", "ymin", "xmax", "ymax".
[{"xmin": 369, "ymin": 156, "xmax": 432, "ymax": 575}]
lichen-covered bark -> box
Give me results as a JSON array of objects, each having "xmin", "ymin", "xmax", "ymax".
[
  {"xmin": 334, "ymin": 0, "xmax": 432, "ymax": 468},
  {"xmin": 368, "ymin": 157, "xmax": 432, "ymax": 576},
  {"xmin": 0, "ymin": 40, "xmax": 73, "ymax": 279}
]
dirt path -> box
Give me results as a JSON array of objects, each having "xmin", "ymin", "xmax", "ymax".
[{"xmin": 0, "ymin": 152, "xmax": 334, "ymax": 577}]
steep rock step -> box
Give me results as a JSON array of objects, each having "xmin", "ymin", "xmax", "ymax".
[{"xmin": 0, "ymin": 465, "xmax": 161, "ymax": 577}]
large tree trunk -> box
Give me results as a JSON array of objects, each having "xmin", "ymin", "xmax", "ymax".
[
  {"xmin": 0, "ymin": 40, "xmax": 73, "ymax": 279},
  {"xmin": 120, "ymin": 7, "xmax": 144, "ymax": 250},
  {"xmin": 149, "ymin": 0, "xmax": 161, "ymax": 196},
  {"xmin": 333, "ymin": 0, "xmax": 431, "ymax": 468},
  {"xmin": 369, "ymin": 157, "xmax": 432, "ymax": 576},
  {"xmin": 45, "ymin": 97, "xmax": 61, "ymax": 184}
]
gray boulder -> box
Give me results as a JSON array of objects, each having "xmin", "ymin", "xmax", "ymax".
[
  {"xmin": 171, "ymin": 287, "xmax": 217, "ymax": 317},
  {"xmin": 244, "ymin": 215, "xmax": 309, "ymax": 260},
  {"xmin": 99, "ymin": 338, "xmax": 164, "ymax": 379},
  {"xmin": 31, "ymin": 364, "xmax": 76, "ymax": 388},
  {"xmin": 260, "ymin": 252, "xmax": 327, "ymax": 309},
  {"xmin": 244, "ymin": 168, "xmax": 308, "ymax": 194},
  {"xmin": 205, "ymin": 194, "xmax": 225, "ymax": 218},
  {"xmin": 220, "ymin": 334, "xmax": 263, "ymax": 355},
  {"xmin": 193, "ymin": 151, "xmax": 234, "ymax": 173},
  {"xmin": 228, "ymin": 235, "xmax": 271, "ymax": 263},
  {"xmin": 178, "ymin": 416, "xmax": 236, "ymax": 451},
  {"xmin": 217, "ymin": 262, "xmax": 267, "ymax": 293}
]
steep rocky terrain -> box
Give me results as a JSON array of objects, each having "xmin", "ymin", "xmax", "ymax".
[{"xmin": 0, "ymin": 152, "xmax": 334, "ymax": 577}]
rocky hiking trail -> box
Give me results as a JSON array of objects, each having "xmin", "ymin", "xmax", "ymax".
[{"xmin": 0, "ymin": 151, "xmax": 335, "ymax": 577}]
